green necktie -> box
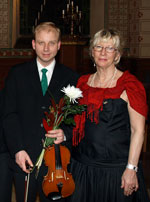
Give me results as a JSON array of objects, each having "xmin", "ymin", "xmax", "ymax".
[{"xmin": 41, "ymin": 68, "xmax": 48, "ymax": 96}]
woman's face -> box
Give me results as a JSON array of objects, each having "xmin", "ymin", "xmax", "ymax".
[{"xmin": 92, "ymin": 38, "xmax": 120, "ymax": 69}]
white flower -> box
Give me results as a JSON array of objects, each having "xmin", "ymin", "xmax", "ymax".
[{"xmin": 61, "ymin": 84, "xmax": 83, "ymax": 103}]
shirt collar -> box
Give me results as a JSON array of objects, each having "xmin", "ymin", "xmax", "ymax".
[{"xmin": 37, "ymin": 59, "xmax": 56, "ymax": 73}]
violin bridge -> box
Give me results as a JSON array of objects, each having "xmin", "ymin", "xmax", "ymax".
[
  {"xmin": 51, "ymin": 172, "xmax": 54, "ymax": 181},
  {"xmin": 64, "ymin": 171, "xmax": 66, "ymax": 180}
]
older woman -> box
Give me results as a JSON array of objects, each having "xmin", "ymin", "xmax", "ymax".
[{"xmin": 67, "ymin": 29, "xmax": 149, "ymax": 202}]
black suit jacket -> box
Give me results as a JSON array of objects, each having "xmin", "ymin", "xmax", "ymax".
[
  {"xmin": 3, "ymin": 59, "xmax": 79, "ymax": 173},
  {"xmin": 0, "ymin": 90, "xmax": 9, "ymax": 154}
]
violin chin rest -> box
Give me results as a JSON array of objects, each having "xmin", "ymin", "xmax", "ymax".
[{"xmin": 48, "ymin": 192, "xmax": 62, "ymax": 201}]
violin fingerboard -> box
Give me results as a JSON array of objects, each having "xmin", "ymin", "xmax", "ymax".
[{"xmin": 54, "ymin": 144, "xmax": 62, "ymax": 170}]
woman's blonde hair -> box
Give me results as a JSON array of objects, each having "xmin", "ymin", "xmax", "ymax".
[{"xmin": 89, "ymin": 29, "xmax": 124, "ymax": 64}]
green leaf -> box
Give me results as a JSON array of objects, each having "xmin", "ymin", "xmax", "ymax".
[
  {"xmin": 64, "ymin": 117, "xmax": 76, "ymax": 125},
  {"xmin": 45, "ymin": 137, "xmax": 55, "ymax": 147}
]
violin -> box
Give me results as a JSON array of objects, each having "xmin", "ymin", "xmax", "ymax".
[{"xmin": 42, "ymin": 144, "xmax": 75, "ymax": 200}]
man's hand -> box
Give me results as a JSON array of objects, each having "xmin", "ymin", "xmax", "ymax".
[
  {"xmin": 45, "ymin": 129, "xmax": 65, "ymax": 144},
  {"xmin": 15, "ymin": 150, "xmax": 33, "ymax": 173}
]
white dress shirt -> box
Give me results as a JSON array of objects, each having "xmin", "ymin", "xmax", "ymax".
[{"xmin": 37, "ymin": 59, "xmax": 55, "ymax": 85}]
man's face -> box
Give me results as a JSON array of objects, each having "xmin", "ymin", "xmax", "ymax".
[{"xmin": 32, "ymin": 30, "xmax": 61, "ymax": 67}]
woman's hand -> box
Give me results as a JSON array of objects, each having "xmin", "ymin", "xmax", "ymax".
[
  {"xmin": 45, "ymin": 129, "xmax": 65, "ymax": 144},
  {"xmin": 121, "ymin": 168, "xmax": 138, "ymax": 196},
  {"xmin": 120, "ymin": 91, "xmax": 145, "ymax": 196}
]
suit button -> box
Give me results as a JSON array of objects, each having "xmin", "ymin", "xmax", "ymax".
[
  {"xmin": 41, "ymin": 106, "xmax": 46, "ymax": 109},
  {"xmin": 40, "ymin": 123, "xmax": 43, "ymax": 127}
]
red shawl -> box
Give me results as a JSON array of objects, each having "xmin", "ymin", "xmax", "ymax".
[{"xmin": 73, "ymin": 71, "xmax": 148, "ymax": 146}]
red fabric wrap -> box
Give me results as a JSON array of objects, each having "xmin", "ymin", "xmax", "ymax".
[{"xmin": 73, "ymin": 71, "xmax": 148, "ymax": 146}]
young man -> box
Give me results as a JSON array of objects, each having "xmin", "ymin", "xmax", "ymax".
[{"xmin": 3, "ymin": 22, "xmax": 79, "ymax": 202}]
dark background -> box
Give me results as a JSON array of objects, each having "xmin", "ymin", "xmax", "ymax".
[{"xmin": 20, "ymin": 0, "xmax": 90, "ymax": 36}]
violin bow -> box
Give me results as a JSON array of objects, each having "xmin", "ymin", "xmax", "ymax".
[
  {"xmin": 24, "ymin": 172, "xmax": 30, "ymax": 202},
  {"xmin": 24, "ymin": 162, "xmax": 31, "ymax": 202}
]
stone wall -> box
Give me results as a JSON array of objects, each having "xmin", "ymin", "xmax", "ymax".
[
  {"xmin": 0, "ymin": 0, "xmax": 11, "ymax": 48},
  {"xmin": 106, "ymin": 0, "xmax": 150, "ymax": 58}
]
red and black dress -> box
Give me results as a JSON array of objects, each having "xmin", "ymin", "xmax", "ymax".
[{"xmin": 67, "ymin": 71, "xmax": 149, "ymax": 202}]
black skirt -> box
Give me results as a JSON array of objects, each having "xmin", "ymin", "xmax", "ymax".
[{"xmin": 66, "ymin": 158, "xmax": 150, "ymax": 202}]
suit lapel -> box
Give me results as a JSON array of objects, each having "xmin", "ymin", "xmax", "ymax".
[
  {"xmin": 29, "ymin": 60, "xmax": 43, "ymax": 96},
  {"xmin": 46, "ymin": 63, "xmax": 63, "ymax": 101}
]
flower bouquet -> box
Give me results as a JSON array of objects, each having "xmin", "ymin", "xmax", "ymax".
[{"xmin": 32, "ymin": 85, "xmax": 86, "ymax": 177}]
